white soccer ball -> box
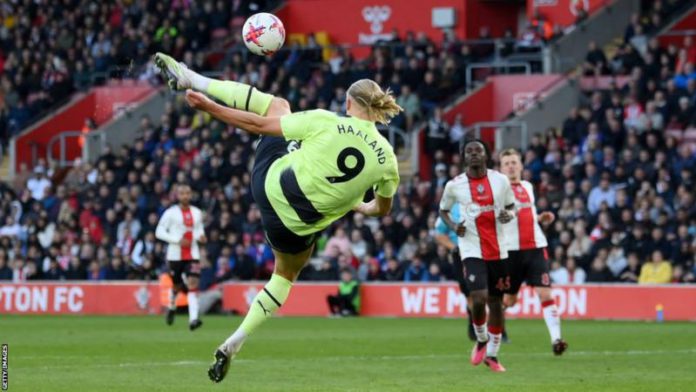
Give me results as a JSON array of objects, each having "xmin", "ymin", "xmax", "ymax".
[{"xmin": 242, "ymin": 13, "xmax": 286, "ymax": 56}]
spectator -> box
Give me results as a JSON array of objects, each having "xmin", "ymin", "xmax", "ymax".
[
  {"xmin": 324, "ymin": 227, "xmax": 352, "ymax": 259},
  {"xmin": 231, "ymin": 244, "xmax": 257, "ymax": 280},
  {"xmin": 26, "ymin": 168, "xmax": 52, "ymax": 201},
  {"xmin": 619, "ymin": 253, "xmax": 642, "ymax": 283},
  {"xmin": 587, "ymin": 172, "xmax": 616, "ymax": 215},
  {"xmin": 0, "ymin": 254, "xmax": 12, "ymax": 280},
  {"xmin": 384, "ymin": 258, "xmax": 404, "ymax": 281},
  {"xmin": 404, "ymin": 256, "xmax": 429, "ymax": 282},
  {"xmin": 638, "ymin": 250, "xmax": 672, "ymax": 284},
  {"xmin": 586, "ymin": 256, "xmax": 614, "ymax": 282}
]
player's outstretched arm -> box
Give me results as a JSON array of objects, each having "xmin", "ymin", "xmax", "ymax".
[
  {"xmin": 354, "ymin": 195, "xmax": 393, "ymax": 217},
  {"xmin": 185, "ymin": 90, "xmax": 283, "ymax": 136}
]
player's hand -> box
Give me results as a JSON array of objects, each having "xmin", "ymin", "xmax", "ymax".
[
  {"xmin": 185, "ymin": 89, "xmax": 214, "ymax": 111},
  {"xmin": 498, "ymin": 210, "xmax": 514, "ymax": 224},
  {"xmin": 455, "ymin": 222, "xmax": 466, "ymax": 237},
  {"xmin": 197, "ymin": 235, "xmax": 207, "ymax": 244},
  {"xmin": 179, "ymin": 237, "xmax": 192, "ymax": 247},
  {"xmin": 539, "ymin": 211, "xmax": 555, "ymax": 225}
]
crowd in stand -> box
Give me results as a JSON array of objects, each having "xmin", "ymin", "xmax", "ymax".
[
  {"xmin": 0, "ymin": 0, "xmax": 274, "ymax": 152},
  {"xmin": 1, "ymin": 0, "xmax": 695, "ymax": 286}
]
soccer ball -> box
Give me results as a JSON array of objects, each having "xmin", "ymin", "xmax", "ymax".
[{"xmin": 242, "ymin": 13, "xmax": 286, "ymax": 56}]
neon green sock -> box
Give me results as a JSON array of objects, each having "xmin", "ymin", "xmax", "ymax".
[
  {"xmin": 207, "ymin": 80, "xmax": 274, "ymax": 115},
  {"xmin": 238, "ymin": 274, "xmax": 293, "ymax": 335}
]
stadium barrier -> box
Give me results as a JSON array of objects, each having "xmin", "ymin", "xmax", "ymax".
[
  {"xmin": 222, "ymin": 283, "xmax": 696, "ymax": 321},
  {"xmin": 2, "ymin": 282, "xmax": 696, "ymax": 321}
]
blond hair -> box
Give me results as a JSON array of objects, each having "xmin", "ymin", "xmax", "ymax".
[
  {"xmin": 499, "ymin": 148, "xmax": 521, "ymax": 160},
  {"xmin": 347, "ymin": 79, "xmax": 403, "ymax": 125}
]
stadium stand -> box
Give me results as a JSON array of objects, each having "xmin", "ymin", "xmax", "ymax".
[{"xmin": 0, "ymin": 0, "xmax": 694, "ymax": 288}]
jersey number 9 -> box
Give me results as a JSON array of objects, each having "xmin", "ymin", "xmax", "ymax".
[{"xmin": 326, "ymin": 147, "xmax": 365, "ymax": 184}]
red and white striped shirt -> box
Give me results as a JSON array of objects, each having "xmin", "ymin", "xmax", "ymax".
[
  {"xmin": 155, "ymin": 205, "xmax": 205, "ymax": 261},
  {"xmin": 503, "ymin": 180, "xmax": 548, "ymax": 251},
  {"xmin": 439, "ymin": 170, "xmax": 515, "ymax": 261}
]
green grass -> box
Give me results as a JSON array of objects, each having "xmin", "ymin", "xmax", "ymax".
[{"xmin": 1, "ymin": 315, "xmax": 695, "ymax": 391}]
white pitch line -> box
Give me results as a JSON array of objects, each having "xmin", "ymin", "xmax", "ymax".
[{"xmin": 15, "ymin": 348, "xmax": 696, "ymax": 371}]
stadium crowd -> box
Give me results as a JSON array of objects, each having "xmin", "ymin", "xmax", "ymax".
[
  {"xmin": 0, "ymin": 0, "xmax": 695, "ymax": 287},
  {"xmin": 0, "ymin": 0, "xmax": 276, "ymax": 152}
]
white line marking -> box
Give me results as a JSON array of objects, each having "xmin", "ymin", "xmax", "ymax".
[{"xmin": 16, "ymin": 348, "xmax": 696, "ymax": 370}]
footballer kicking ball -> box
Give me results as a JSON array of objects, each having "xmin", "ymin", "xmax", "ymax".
[{"xmin": 242, "ymin": 13, "xmax": 286, "ymax": 56}]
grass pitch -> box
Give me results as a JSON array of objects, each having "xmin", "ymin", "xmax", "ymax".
[{"xmin": 1, "ymin": 315, "xmax": 694, "ymax": 391}]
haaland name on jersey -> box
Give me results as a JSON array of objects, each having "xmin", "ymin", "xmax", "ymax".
[{"xmin": 336, "ymin": 123, "xmax": 387, "ymax": 164}]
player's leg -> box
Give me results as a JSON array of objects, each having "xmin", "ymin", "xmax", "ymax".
[
  {"xmin": 185, "ymin": 262, "xmax": 203, "ymax": 331},
  {"xmin": 503, "ymin": 251, "xmax": 527, "ymax": 343},
  {"xmin": 502, "ymin": 251, "xmax": 524, "ymax": 308},
  {"xmin": 153, "ymin": 52, "xmax": 291, "ymax": 117},
  {"xmin": 452, "ymin": 250, "xmax": 475, "ymax": 341},
  {"xmin": 463, "ymin": 258, "xmax": 489, "ymax": 366},
  {"xmin": 527, "ymin": 248, "xmax": 567, "ymax": 355},
  {"xmin": 208, "ymin": 244, "xmax": 314, "ymax": 383},
  {"xmin": 483, "ymin": 260, "xmax": 509, "ymax": 372},
  {"xmin": 166, "ymin": 261, "xmax": 184, "ymax": 325}
]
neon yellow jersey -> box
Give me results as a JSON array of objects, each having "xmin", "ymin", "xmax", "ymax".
[{"xmin": 265, "ymin": 109, "xmax": 400, "ymax": 236}]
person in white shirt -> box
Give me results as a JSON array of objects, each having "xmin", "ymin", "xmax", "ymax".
[
  {"xmin": 26, "ymin": 168, "xmax": 52, "ymax": 201},
  {"xmin": 156, "ymin": 183, "xmax": 207, "ymax": 331},
  {"xmin": 499, "ymin": 148, "xmax": 567, "ymax": 356},
  {"xmin": 439, "ymin": 139, "xmax": 516, "ymax": 373}
]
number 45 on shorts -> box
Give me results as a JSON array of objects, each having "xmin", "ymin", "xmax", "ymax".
[{"xmin": 496, "ymin": 276, "xmax": 511, "ymax": 292}]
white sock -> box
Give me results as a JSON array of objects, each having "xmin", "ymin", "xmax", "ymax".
[
  {"xmin": 473, "ymin": 321, "xmax": 488, "ymax": 343},
  {"xmin": 187, "ymin": 291, "xmax": 199, "ymax": 321},
  {"xmin": 168, "ymin": 289, "xmax": 176, "ymax": 310},
  {"xmin": 220, "ymin": 329, "xmax": 247, "ymax": 357},
  {"xmin": 486, "ymin": 330, "xmax": 502, "ymax": 358},
  {"xmin": 542, "ymin": 300, "xmax": 561, "ymax": 342},
  {"xmin": 184, "ymin": 68, "xmax": 212, "ymax": 91}
]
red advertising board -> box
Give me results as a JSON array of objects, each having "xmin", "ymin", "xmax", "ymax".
[
  {"xmin": 528, "ymin": 0, "xmax": 609, "ymax": 28},
  {"xmin": 3, "ymin": 282, "xmax": 695, "ymax": 320},
  {"xmin": 276, "ymin": 0, "xmax": 520, "ymax": 57},
  {"xmin": 13, "ymin": 84, "xmax": 155, "ymax": 171},
  {"xmin": 224, "ymin": 282, "xmax": 696, "ymax": 321},
  {"xmin": 0, "ymin": 282, "xmax": 160, "ymax": 315}
]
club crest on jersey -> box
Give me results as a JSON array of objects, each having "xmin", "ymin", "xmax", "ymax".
[{"xmin": 476, "ymin": 184, "xmax": 485, "ymax": 194}]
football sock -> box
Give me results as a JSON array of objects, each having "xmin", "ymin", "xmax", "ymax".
[
  {"xmin": 487, "ymin": 326, "xmax": 503, "ymax": 357},
  {"xmin": 187, "ymin": 290, "xmax": 199, "ymax": 321},
  {"xmin": 220, "ymin": 274, "xmax": 293, "ymax": 355},
  {"xmin": 473, "ymin": 317, "xmax": 488, "ymax": 343},
  {"xmin": 185, "ymin": 68, "xmax": 273, "ymax": 115},
  {"xmin": 168, "ymin": 289, "xmax": 176, "ymax": 310},
  {"xmin": 542, "ymin": 299, "xmax": 562, "ymax": 342}
]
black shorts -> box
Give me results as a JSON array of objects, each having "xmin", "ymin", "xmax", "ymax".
[
  {"xmin": 463, "ymin": 257, "xmax": 509, "ymax": 297},
  {"xmin": 507, "ymin": 248, "xmax": 551, "ymax": 295},
  {"xmin": 168, "ymin": 260, "xmax": 201, "ymax": 286},
  {"xmin": 451, "ymin": 249, "xmax": 470, "ymax": 296},
  {"xmin": 251, "ymin": 136, "xmax": 319, "ymax": 254}
]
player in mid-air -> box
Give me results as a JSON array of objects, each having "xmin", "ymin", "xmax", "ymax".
[
  {"xmin": 155, "ymin": 183, "xmax": 206, "ymax": 331},
  {"xmin": 439, "ymin": 139, "xmax": 516, "ymax": 372},
  {"xmin": 499, "ymin": 149, "xmax": 568, "ymax": 355},
  {"xmin": 153, "ymin": 52, "xmax": 401, "ymax": 383}
]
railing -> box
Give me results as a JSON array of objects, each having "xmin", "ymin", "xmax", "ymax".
[
  {"xmin": 46, "ymin": 131, "xmax": 84, "ymax": 168},
  {"xmin": 465, "ymin": 121, "xmax": 529, "ymax": 151},
  {"xmin": 465, "ymin": 62, "xmax": 531, "ymax": 92}
]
